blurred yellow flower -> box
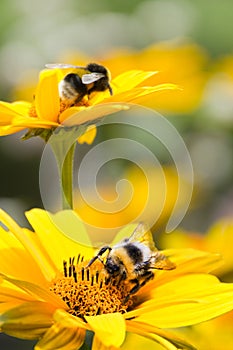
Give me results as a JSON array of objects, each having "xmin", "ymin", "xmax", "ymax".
[
  {"xmin": 74, "ymin": 165, "xmax": 192, "ymax": 240},
  {"xmin": 59, "ymin": 42, "xmax": 208, "ymax": 114},
  {"xmin": 0, "ymin": 65, "xmax": 177, "ymax": 142},
  {"xmin": 1, "ymin": 209, "xmax": 233, "ymax": 349}
]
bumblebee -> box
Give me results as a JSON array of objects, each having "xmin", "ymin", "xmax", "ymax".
[
  {"xmin": 86, "ymin": 223, "xmax": 175, "ymax": 298},
  {"xmin": 45, "ymin": 62, "xmax": 113, "ymax": 105}
]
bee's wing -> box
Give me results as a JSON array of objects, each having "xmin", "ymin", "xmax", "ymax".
[
  {"xmin": 129, "ymin": 223, "xmax": 176, "ymax": 270},
  {"xmin": 45, "ymin": 63, "xmax": 85, "ymax": 69},
  {"xmin": 128, "ymin": 222, "xmax": 157, "ymax": 252},
  {"xmin": 82, "ymin": 73, "xmax": 105, "ymax": 84},
  {"xmin": 151, "ymin": 251, "xmax": 176, "ymax": 270}
]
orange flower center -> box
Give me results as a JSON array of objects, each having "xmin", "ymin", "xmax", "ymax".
[
  {"xmin": 28, "ymin": 99, "xmax": 91, "ymax": 120},
  {"xmin": 49, "ymin": 255, "xmax": 134, "ymax": 319}
]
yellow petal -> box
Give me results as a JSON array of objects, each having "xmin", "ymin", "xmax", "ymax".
[
  {"xmin": 128, "ymin": 274, "xmax": 228, "ymax": 317},
  {"xmin": 12, "ymin": 115, "xmax": 59, "ymax": 128},
  {"xmin": 0, "ymin": 278, "xmax": 36, "ymax": 303},
  {"xmin": 60, "ymin": 103, "xmax": 130, "ymax": 125},
  {"xmin": 126, "ymin": 321, "xmax": 196, "ymax": 350},
  {"xmin": 25, "ymin": 209, "xmax": 94, "ymax": 269},
  {"xmin": 87, "ymin": 70, "xmax": 156, "ymax": 106},
  {"xmin": 92, "ymin": 335, "xmax": 120, "ymax": 350},
  {"xmin": 1, "ymin": 210, "xmax": 57, "ymax": 280},
  {"xmin": 0, "ymin": 273, "xmax": 65, "ymax": 308},
  {"xmin": 134, "ymin": 248, "xmax": 222, "ymax": 299},
  {"xmin": 0, "ymin": 301, "xmax": 54, "ymax": 340},
  {"xmin": 35, "ymin": 69, "xmax": 60, "ymax": 122},
  {"xmin": 131, "ymin": 274, "xmax": 233, "ymax": 328},
  {"xmin": 11, "ymin": 101, "xmax": 32, "ymax": 113},
  {"xmin": 53, "ymin": 309, "xmax": 88, "ymax": 329},
  {"xmin": 35, "ymin": 322, "xmax": 85, "ymax": 350},
  {"xmin": 0, "ymin": 209, "xmax": 57, "ymax": 281},
  {"xmin": 0, "ymin": 101, "xmax": 30, "ymax": 125},
  {"xmin": 130, "ymin": 84, "xmax": 181, "ymax": 105},
  {"xmin": 0, "ymin": 101, "xmax": 32, "ymax": 135},
  {"xmin": 85, "ymin": 313, "xmax": 126, "ymax": 348},
  {"xmin": 77, "ymin": 125, "xmax": 97, "ymax": 144},
  {"xmin": 0, "ymin": 301, "xmax": 25, "ymax": 314},
  {"xmin": 112, "ymin": 70, "xmax": 157, "ymax": 94},
  {"xmin": 107, "ymin": 84, "xmax": 178, "ymax": 104},
  {"xmin": 0, "ymin": 124, "xmax": 26, "ymax": 136},
  {"xmin": 153, "ymin": 248, "xmax": 223, "ymax": 287},
  {"xmin": 160, "ymin": 219, "xmax": 233, "ymax": 277},
  {"xmin": 0, "ymin": 223, "xmax": 46, "ymax": 284},
  {"xmin": 121, "ymin": 333, "xmax": 161, "ymax": 350}
]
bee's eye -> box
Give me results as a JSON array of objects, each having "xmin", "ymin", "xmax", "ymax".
[{"xmin": 106, "ymin": 259, "xmax": 120, "ymax": 274}]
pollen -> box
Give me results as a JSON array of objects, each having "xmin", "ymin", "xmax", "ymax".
[
  {"xmin": 28, "ymin": 104, "xmax": 37, "ymax": 118},
  {"xmin": 28, "ymin": 99, "xmax": 91, "ymax": 120},
  {"xmin": 49, "ymin": 255, "xmax": 133, "ymax": 319}
]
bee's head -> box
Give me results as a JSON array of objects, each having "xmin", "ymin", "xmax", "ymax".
[
  {"xmin": 105, "ymin": 256, "xmax": 121, "ymax": 276},
  {"xmin": 86, "ymin": 63, "xmax": 112, "ymax": 95},
  {"xmin": 86, "ymin": 63, "xmax": 107, "ymax": 74}
]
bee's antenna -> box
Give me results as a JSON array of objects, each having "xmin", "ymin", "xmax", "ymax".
[{"xmin": 108, "ymin": 84, "xmax": 113, "ymax": 95}]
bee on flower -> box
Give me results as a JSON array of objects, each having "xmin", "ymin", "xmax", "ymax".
[
  {"xmin": 1, "ymin": 209, "xmax": 233, "ymax": 349},
  {"xmin": 0, "ymin": 60, "xmax": 177, "ymax": 143}
]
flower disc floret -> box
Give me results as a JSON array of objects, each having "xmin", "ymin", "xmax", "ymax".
[{"xmin": 50, "ymin": 257, "xmax": 133, "ymax": 319}]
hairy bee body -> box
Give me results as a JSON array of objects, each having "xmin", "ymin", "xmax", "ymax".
[
  {"xmin": 46, "ymin": 62, "xmax": 112, "ymax": 105},
  {"xmin": 86, "ymin": 224, "xmax": 175, "ymax": 297},
  {"xmin": 107, "ymin": 240, "xmax": 152, "ymax": 278},
  {"xmin": 58, "ymin": 71, "xmax": 88, "ymax": 104}
]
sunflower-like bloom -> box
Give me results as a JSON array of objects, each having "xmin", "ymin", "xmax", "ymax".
[
  {"xmin": 0, "ymin": 66, "xmax": 177, "ymax": 142},
  {"xmin": 1, "ymin": 209, "xmax": 233, "ymax": 349}
]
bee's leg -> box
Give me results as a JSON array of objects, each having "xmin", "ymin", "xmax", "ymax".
[
  {"xmin": 138, "ymin": 270, "xmax": 154, "ymax": 288},
  {"xmin": 117, "ymin": 270, "xmax": 127, "ymax": 285},
  {"xmin": 123, "ymin": 271, "xmax": 154, "ymax": 303},
  {"xmin": 73, "ymin": 93, "xmax": 86, "ymax": 104},
  {"xmin": 128, "ymin": 279, "xmax": 140, "ymax": 295},
  {"xmin": 85, "ymin": 246, "xmax": 112, "ymax": 268},
  {"xmin": 123, "ymin": 278, "xmax": 140, "ymax": 304}
]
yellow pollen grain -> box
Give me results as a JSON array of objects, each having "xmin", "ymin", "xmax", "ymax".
[
  {"xmin": 50, "ymin": 258, "xmax": 133, "ymax": 318},
  {"xmin": 28, "ymin": 97, "xmax": 91, "ymax": 120},
  {"xmin": 73, "ymin": 97, "xmax": 90, "ymax": 107},
  {"xmin": 59, "ymin": 101, "xmax": 69, "ymax": 113},
  {"xmin": 28, "ymin": 105, "xmax": 37, "ymax": 118}
]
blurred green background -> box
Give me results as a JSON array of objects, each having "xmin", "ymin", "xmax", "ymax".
[{"xmin": 0, "ymin": 0, "xmax": 233, "ymax": 348}]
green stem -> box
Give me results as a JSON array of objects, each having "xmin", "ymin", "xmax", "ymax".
[
  {"xmin": 48, "ymin": 126, "xmax": 86, "ymax": 209},
  {"xmin": 49, "ymin": 125, "xmax": 87, "ymax": 211},
  {"xmin": 61, "ymin": 142, "xmax": 76, "ymax": 209},
  {"xmin": 79, "ymin": 331, "xmax": 93, "ymax": 349}
]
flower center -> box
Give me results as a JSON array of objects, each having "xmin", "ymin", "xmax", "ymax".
[
  {"xmin": 28, "ymin": 99, "xmax": 90, "ymax": 120},
  {"xmin": 50, "ymin": 255, "xmax": 134, "ymax": 319}
]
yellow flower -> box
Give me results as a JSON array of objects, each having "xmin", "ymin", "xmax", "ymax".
[
  {"xmin": 74, "ymin": 165, "xmax": 192, "ymax": 239},
  {"xmin": 59, "ymin": 42, "xmax": 208, "ymax": 114},
  {"xmin": 0, "ymin": 66, "xmax": 177, "ymax": 142},
  {"xmin": 1, "ymin": 209, "xmax": 233, "ymax": 349}
]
